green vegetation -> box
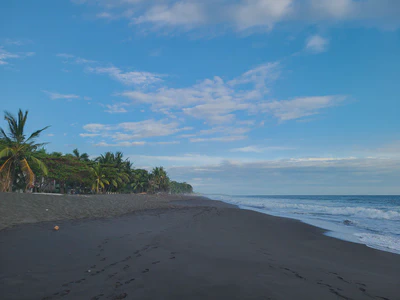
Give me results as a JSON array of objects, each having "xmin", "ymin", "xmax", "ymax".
[
  {"xmin": 0, "ymin": 109, "xmax": 193, "ymax": 194},
  {"xmin": 0, "ymin": 110, "xmax": 49, "ymax": 192}
]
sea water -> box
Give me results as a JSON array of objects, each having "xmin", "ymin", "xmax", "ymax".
[{"xmin": 205, "ymin": 195, "xmax": 400, "ymax": 255}]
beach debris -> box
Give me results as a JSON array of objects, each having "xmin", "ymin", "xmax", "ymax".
[
  {"xmin": 87, "ymin": 269, "xmax": 91, "ymax": 273},
  {"xmin": 54, "ymin": 225, "xmax": 60, "ymax": 231},
  {"xmin": 46, "ymin": 209, "xmax": 49, "ymax": 211}
]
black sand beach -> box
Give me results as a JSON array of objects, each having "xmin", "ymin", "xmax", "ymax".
[{"xmin": 0, "ymin": 193, "xmax": 399, "ymax": 299}]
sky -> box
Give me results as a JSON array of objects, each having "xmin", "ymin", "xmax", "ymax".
[{"xmin": 1, "ymin": 0, "xmax": 400, "ymax": 195}]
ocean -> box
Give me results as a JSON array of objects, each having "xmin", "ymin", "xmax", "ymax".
[{"xmin": 205, "ymin": 195, "xmax": 400, "ymax": 255}]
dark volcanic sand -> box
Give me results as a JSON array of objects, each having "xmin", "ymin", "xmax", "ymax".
[{"xmin": 0, "ymin": 194, "xmax": 399, "ymax": 299}]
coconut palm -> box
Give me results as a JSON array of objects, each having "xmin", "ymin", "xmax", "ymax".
[
  {"xmin": 0, "ymin": 109, "xmax": 49, "ymax": 192},
  {"xmin": 131, "ymin": 169, "xmax": 149, "ymax": 193},
  {"xmin": 150, "ymin": 166, "xmax": 170, "ymax": 193},
  {"xmin": 72, "ymin": 148, "xmax": 89, "ymax": 162},
  {"xmin": 90, "ymin": 162, "xmax": 109, "ymax": 194},
  {"xmin": 96, "ymin": 151, "xmax": 131, "ymax": 192}
]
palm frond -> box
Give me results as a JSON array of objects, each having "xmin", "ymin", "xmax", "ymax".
[
  {"xmin": 20, "ymin": 158, "xmax": 35, "ymax": 186},
  {"xmin": 0, "ymin": 147, "xmax": 13, "ymax": 159},
  {"xmin": 26, "ymin": 126, "xmax": 50, "ymax": 142},
  {"xmin": 4, "ymin": 111, "xmax": 18, "ymax": 141},
  {"xmin": 18, "ymin": 110, "xmax": 28, "ymax": 139},
  {"xmin": 0, "ymin": 127, "xmax": 11, "ymax": 143},
  {"xmin": 0, "ymin": 156, "xmax": 13, "ymax": 173},
  {"xmin": 111, "ymin": 179, "xmax": 118, "ymax": 188},
  {"xmin": 30, "ymin": 156, "xmax": 48, "ymax": 175}
]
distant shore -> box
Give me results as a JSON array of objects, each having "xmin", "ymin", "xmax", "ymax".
[{"xmin": 0, "ymin": 193, "xmax": 399, "ymax": 299}]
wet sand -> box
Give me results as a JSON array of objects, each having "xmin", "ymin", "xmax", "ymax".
[{"xmin": 0, "ymin": 193, "xmax": 399, "ymax": 299}]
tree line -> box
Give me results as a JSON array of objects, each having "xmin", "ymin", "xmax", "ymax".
[{"xmin": 0, "ymin": 109, "xmax": 193, "ymax": 195}]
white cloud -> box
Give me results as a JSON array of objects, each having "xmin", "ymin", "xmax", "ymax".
[
  {"xmin": 56, "ymin": 53, "xmax": 97, "ymax": 64},
  {"xmin": 117, "ymin": 62, "xmax": 345, "ymax": 131},
  {"xmin": 57, "ymin": 53, "xmax": 75, "ymax": 59},
  {"xmin": 3, "ymin": 38, "xmax": 31, "ymax": 46},
  {"xmin": 95, "ymin": 141, "xmax": 146, "ymax": 147},
  {"xmin": 0, "ymin": 47, "xmax": 34, "ymax": 65},
  {"xmin": 83, "ymin": 96, "xmax": 92, "ymax": 101},
  {"xmin": 154, "ymin": 141, "xmax": 180, "ymax": 145},
  {"xmin": 232, "ymin": 0, "xmax": 293, "ymax": 30},
  {"xmin": 72, "ymin": 0, "xmax": 400, "ymax": 34},
  {"xmin": 104, "ymin": 103, "xmax": 128, "ymax": 113},
  {"xmin": 87, "ymin": 66, "xmax": 164, "ymax": 86},
  {"xmin": 120, "ymin": 62, "xmax": 280, "ymax": 124},
  {"xmin": 230, "ymin": 146, "xmax": 296, "ymax": 153},
  {"xmin": 0, "ymin": 48, "xmax": 19, "ymax": 65},
  {"xmin": 260, "ymin": 96, "xmax": 346, "ymax": 121},
  {"xmin": 96, "ymin": 12, "xmax": 115, "ymax": 19},
  {"xmin": 190, "ymin": 136, "xmax": 247, "ymax": 143},
  {"xmin": 82, "ymin": 119, "xmax": 192, "ymax": 141},
  {"xmin": 43, "ymin": 90, "xmax": 80, "ymax": 100},
  {"xmin": 79, "ymin": 133, "xmax": 101, "ymax": 137},
  {"xmin": 126, "ymin": 153, "xmax": 228, "ymax": 167},
  {"xmin": 82, "ymin": 124, "xmax": 112, "ymax": 132},
  {"xmin": 305, "ymin": 35, "xmax": 329, "ymax": 53},
  {"xmin": 47, "ymin": 133, "xmax": 55, "ymax": 137},
  {"xmin": 134, "ymin": 2, "xmax": 206, "ymax": 28},
  {"xmin": 93, "ymin": 140, "xmax": 179, "ymax": 147}
]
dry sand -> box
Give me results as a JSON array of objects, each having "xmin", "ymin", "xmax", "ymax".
[
  {"xmin": 0, "ymin": 193, "xmax": 203, "ymax": 231},
  {"xmin": 0, "ymin": 193, "xmax": 399, "ymax": 299}
]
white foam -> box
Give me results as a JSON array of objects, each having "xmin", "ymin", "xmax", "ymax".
[
  {"xmin": 217, "ymin": 197, "xmax": 400, "ymax": 220},
  {"xmin": 355, "ymin": 233, "xmax": 400, "ymax": 254}
]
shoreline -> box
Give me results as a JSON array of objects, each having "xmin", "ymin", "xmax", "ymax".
[
  {"xmin": 204, "ymin": 194, "xmax": 400, "ymax": 256},
  {"xmin": 1, "ymin": 193, "xmax": 399, "ymax": 299}
]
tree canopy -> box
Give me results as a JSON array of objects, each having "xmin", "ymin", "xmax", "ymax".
[{"xmin": 0, "ymin": 109, "xmax": 194, "ymax": 195}]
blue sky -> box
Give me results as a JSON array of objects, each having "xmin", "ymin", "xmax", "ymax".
[{"xmin": 1, "ymin": 0, "xmax": 400, "ymax": 194}]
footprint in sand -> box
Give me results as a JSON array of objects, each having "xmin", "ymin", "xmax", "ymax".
[
  {"xmin": 115, "ymin": 281, "xmax": 123, "ymax": 288},
  {"xmin": 337, "ymin": 276, "xmax": 350, "ymax": 283},
  {"xmin": 124, "ymin": 278, "xmax": 135, "ymax": 284},
  {"xmin": 90, "ymin": 293, "xmax": 104, "ymax": 300},
  {"xmin": 59, "ymin": 289, "xmax": 71, "ymax": 297},
  {"xmin": 113, "ymin": 293, "xmax": 128, "ymax": 300},
  {"xmin": 100, "ymin": 257, "xmax": 107, "ymax": 261},
  {"xmin": 91, "ymin": 269, "xmax": 105, "ymax": 276},
  {"xmin": 142, "ymin": 268, "xmax": 149, "ymax": 273},
  {"xmin": 123, "ymin": 265, "xmax": 130, "ymax": 270},
  {"xmin": 152, "ymin": 261, "xmax": 160, "ymax": 265}
]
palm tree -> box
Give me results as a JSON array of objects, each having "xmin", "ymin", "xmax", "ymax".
[
  {"xmin": 72, "ymin": 148, "xmax": 89, "ymax": 162},
  {"xmin": 0, "ymin": 109, "xmax": 49, "ymax": 192},
  {"xmin": 131, "ymin": 169, "xmax": 149, "ymax": 193},
  {"xmin": 90, "ymin": 162, "xmax": 109, "ymax": 194},
  {"xmin": 96, "ymin": 151, "xmax": 131, "ymax": 192},
  {"xmin": 150, "ymin": 166, "xmax": 170, "ymax": 193}
]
